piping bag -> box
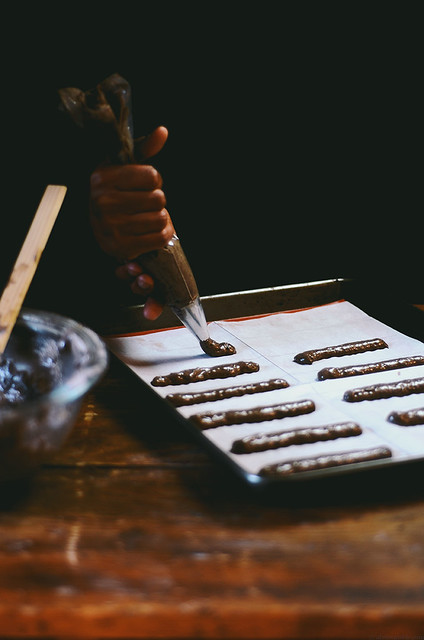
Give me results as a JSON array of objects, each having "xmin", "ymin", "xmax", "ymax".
[{"xmin": 58, "ymin": 74, "xmax": 232, "ymax": 355}]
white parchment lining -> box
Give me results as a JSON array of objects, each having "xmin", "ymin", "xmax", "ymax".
[{"xmin": 106, "ymin": 301, "xmax": 424, "ymax": 478}]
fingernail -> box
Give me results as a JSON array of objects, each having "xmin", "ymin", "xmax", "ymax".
[
  {"xmin": 136, "ymin": 274, "xmax": 152, "ymax": 290},
  {"xmin": 126, "ymin": 262, "xmax": 142, "ymax": 276}
]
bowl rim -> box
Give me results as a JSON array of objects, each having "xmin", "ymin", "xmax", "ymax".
[{"xmin": 0, "ymin": 307, "xmax": 108, "ymax": 417}]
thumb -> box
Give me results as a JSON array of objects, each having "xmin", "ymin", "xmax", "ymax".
[{"xmin": 134, "ymin": 126, "xmax": 168, "ymax": 161}]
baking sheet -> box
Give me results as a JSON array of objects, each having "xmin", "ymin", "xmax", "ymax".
[{"xmin": 105, "ymin": 297, "xmax": 424, "ymax": 485}]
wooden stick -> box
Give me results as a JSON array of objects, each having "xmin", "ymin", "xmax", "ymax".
[{"xmin": 0, "ymin": 185, "xmax": 67, "ymax": 355}]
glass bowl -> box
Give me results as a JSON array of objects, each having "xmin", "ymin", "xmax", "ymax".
[{"xmin": 0, "ymin": 308, "xmax": 108, "ymax": 483}]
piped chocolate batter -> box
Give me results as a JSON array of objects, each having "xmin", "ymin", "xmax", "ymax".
[
  {"xmin": 259, "ymin": 447, "xmax": 392, "ymax": 477},
  {"xmin": 294, "ymin": 338, "xmax": 388, "ymax": 365},
  {"xmin": 151, "ymin": 361, "xmax": 260, "ymax": 387},
  {"xmin": 200, "ymin": 338, "xmax": 236, "ymax": 357},
  {"xmin": 388, "ymin": 407, "xmax": 424, "ymax": 426},
  {"xmin": 343, "ymin": 377, "xmax": 424, "ymax": 402},
  {"xmin": 231, "ymin": 421, "xmax": 362, "ymax": 454},
  {"xmin": 166, "ymin": 378, "xmax": 289, "ymax": 407},
  {"xmin": 190, "ymin": 399, "xmax": 315, "ymax": 430},
  {"xmin": 318, "ymin": 355, "xmax": 424, "ymax": 380}
]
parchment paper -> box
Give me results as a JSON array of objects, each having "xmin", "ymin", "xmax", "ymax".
[{"xmin": 106, "ymin": 301, "xmax": 424, "ymax": 479}]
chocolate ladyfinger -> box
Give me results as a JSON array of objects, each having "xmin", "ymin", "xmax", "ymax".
[
  {"xmin": 388, "ymin": 407, "xmax": 424, "ymax": 426},
  {"xmin": 259, "ymin": 447, "xmax": 392, "ymax": 477},
  {"xmin": 167, "ymin": 378, "xmax": 289, "ymax": 407},
  {"xmin": 294, "ymin": 338, "xmax": 388, "ymax": 365},
  {"xmin": 151, "ymin": 361, "xmax": 260, "ymax": 387},
  {"xmin": 190, "ymin": 399, "xmax": 315, "ymax": 430},
  {"xmin": 231, "ymin": 421, "xmax": 362, "ymax": 454},
  {"xmin": 344, "ymin": 377, "xmax": 424, "ymax": 402},
  {"xmin": 318, "ymin": 355, "xmax": 424, "ymax": 380}
]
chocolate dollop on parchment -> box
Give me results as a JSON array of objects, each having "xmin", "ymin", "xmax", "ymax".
[{"xmin": 200, "ymin": 338, "xmax": 236, "ymax": 357}]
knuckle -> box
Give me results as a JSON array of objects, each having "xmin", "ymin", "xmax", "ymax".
[
  {"xmin": 149, "ymin": 167, "xmax": 162, "ymax": 187},
  {"xmin": 139, "ymin": 164, "xmax": 161, "ymax": 188},
  {"xmin": 159, "ymin": 220, "xmax": 174, "ymax": 244},
  {"xmin": 152, "ymin": 189, "xmax": 167, "ymax": 209}
]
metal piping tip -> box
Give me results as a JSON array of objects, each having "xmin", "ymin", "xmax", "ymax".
[{"xmin": 170, "ymin": 297, "xmax": 209, "ymax": 343}]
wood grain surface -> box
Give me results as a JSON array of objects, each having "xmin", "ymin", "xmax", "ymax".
[{"xmin": 1, "ymin": 358, "xmax": 423, "ymax": 639}]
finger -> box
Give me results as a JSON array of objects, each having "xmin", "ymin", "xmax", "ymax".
[
  {"xmin": 91, "ymin": 164, "xmax": 162, "ymax": 192},
  {"xmin": 130, "ymin": 273, "xmax": 155, "ymax": 295},
  {"xmin": 143, "ymin": 297, "xmax": 165, "ymax": 321},
  {"xmin": 96, "ymin": 189, "xmax": 166, "ymax": 216},
  {"xmin": 115, "ymin": 262, "xmax": 142, "ymax": 281},
  {"xmin": 119, "ymin": 211, "xmax": 175, "ymax": 259},
  {"xmin": 135, "ymin": 126, "xmax": 168, "ymax": 161},
  {"xmin": 123, "ymin": 227, "xmax": 174, "ymax": 260},
  {"xmin": 92, "ymin": 208, "xmax": 175, "ymax": 261},
  {"xmin": 119, "ymin": 209, "xmax": 169, "ymax": 236}
]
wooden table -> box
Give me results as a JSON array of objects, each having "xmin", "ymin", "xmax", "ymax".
[{"xmin": 1, "ymin": 353, "xmax": 424, "ymax": 639}]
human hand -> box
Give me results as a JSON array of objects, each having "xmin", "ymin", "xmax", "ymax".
[
  {"xmin": 89, "ymin": 126, "xmax": 174, "ymax": 318},
  {"xmin": 89, "ymin": 126, "xmax": 174, "ymax": 261}
]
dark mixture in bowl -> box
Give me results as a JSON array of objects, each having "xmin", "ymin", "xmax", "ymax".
[{"xmin": 0, "ymin": 336, "xmax": 66, "ymax": 407}]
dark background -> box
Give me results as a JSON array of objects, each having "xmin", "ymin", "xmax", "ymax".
[{"xmin": 1, "ymin": 3, "xmax": 422, "ymax": 326}]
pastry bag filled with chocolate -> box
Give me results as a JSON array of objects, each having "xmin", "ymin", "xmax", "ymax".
[{"xmin": 58, "ymin": 73, "xmax": 211, "ymax": 347}]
